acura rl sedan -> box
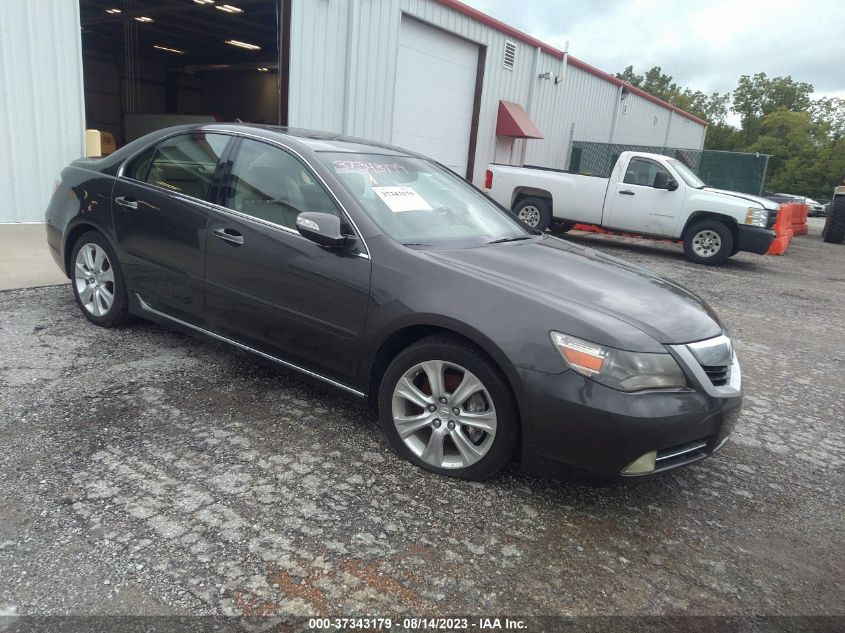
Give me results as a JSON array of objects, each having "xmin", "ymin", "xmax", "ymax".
[{"xmin": 45, "ymin": 124, "xmax": 741, "ymax": 480}]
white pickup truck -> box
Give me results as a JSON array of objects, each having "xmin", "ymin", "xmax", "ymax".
[{"xmin": 484, "ymin": 151, "xmax": 779, "ymax": 265}]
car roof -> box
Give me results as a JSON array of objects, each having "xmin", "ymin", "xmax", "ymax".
[{"xmin": 200, "ymin": 123, "xmax": 416, "ymax": 157}]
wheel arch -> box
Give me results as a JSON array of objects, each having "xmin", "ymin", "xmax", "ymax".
[
  {"xmin": 681, "ymin": 211, "xmax": 739, "ymax": 241},
  {"xmin": 365, "ymin": 318, "xmax": 524, "ymax": 415},
  {"xmin": 63, "ymin": 219, "xmax": 116, "ymax": 276},
  {"xmin": 511, "ymin": 187, "xmax": 552, "ymax": 210}
]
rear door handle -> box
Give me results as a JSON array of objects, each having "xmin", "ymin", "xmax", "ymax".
[
  {"xmin": 619, "ymin": 190, "xmax": 635, "ymax": 196},
  {"xmin": 213, "ymin": 227, "xmax": 245, "ymax": 246},
  {"xmin": 114, "ymin": 196, "xmax": 138, "ymax": 209}
]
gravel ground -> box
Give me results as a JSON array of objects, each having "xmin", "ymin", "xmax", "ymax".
[{"xmin": 1, "ymin": 219, "xmax": 843, "ymax": 620}]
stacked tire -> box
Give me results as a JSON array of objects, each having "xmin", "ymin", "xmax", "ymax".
[{"xmin": 822, "ymin": 194, "xmax": 845, "ymax": 244}]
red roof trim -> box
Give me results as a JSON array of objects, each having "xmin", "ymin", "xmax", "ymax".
[{"xmin": 433, "ymin": 0, "xmax": 708, "ymax": 127}]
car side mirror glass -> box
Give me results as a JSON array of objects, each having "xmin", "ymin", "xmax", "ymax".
[{"xmin": 296, "ymin": 212, "xmax": 355, "ymax": 249}]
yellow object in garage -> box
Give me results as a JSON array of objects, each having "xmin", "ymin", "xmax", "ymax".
[{"xmin": 85, "ymin": 129, "xmax": 116, "ymax": 157}]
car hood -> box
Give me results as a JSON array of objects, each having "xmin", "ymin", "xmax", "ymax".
[
  {"xmin": 426, "ymin": 237, "xmax": 723, "ymax": 346},
  {"xmin": 703, "ymin": 187, "xmax": 780, "ymax": 211}
]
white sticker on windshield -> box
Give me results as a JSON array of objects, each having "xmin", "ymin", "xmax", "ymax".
[{"xmin": 372, "ymin": 186, "xmax": 433, "ymax": 213}]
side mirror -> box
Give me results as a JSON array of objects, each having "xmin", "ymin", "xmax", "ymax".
[
  {"xmin": 296, "ymin": 212, "xmax": 355, "ymax": 249},
  {"xmin": 654, "ymin": 172, "xmax": 679, "ymax": 191}
]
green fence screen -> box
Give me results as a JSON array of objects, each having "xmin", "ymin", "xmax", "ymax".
[{"xmin": 567, "ymin": 142, "xmax": 770, "ymax": 196}]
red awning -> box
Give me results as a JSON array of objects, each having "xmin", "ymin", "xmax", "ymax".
[{"xmin": 496, "ymin": 100, "xmax": 543, "ymax": 139}]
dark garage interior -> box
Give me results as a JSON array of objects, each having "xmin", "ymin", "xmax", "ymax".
[{"xmin": 79, "ymin": 0, "xmax": 286, "ymax": 148}]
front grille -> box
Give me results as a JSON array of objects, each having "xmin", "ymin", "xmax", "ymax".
[
  {"xmin": 702, "ymin": 364, "xmax": 730, "ymax": 386},
  {"xmin": 655, "ymin": 438, "xmax": 709, "ymax": 471}
]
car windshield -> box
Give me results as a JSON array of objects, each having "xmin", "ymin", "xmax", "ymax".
[
  {"xmin": 322, "ymin": 153, "xmax": 530, "ymax": 247},
  {"xmin": 667, "ymin": 159, "xmax": 706, "ymax": 188}
]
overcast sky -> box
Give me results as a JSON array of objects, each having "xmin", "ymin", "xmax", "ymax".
[{"xmin": 462, "ymin": 0, "xmax": 845, "ymax": 108}]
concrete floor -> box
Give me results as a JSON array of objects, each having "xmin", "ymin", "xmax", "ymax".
[{"xmin": 0, "ymin": 224, "xmax": 68, "ymax": 291}]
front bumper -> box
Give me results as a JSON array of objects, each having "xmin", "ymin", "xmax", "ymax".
[
  {"xmin": 515, "ymin": 347, "xmax": 742, "ymax": 477},
  {"xmin": 736, "ymin": 225, "xmax": 775, "ymax": 255}
]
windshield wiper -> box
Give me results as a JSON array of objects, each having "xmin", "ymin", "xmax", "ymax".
[{"xmin": 487, "ymin": 235, "xmax": 533, "ymax": 244}]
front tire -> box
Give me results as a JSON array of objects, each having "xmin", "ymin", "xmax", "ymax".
[
  {"xmin": 683, "ymin": 221, "xmax": 734, "ymax": 265},
  {"xmin": 378, "ymin": 335, "xmax": 518, "ymax": 480},
  {"xmin": 70, "ymin": 231, "xmax": 130, "ymax": 327},
  {"xmin": 513, "ymin": 197, "xmax": 552, "ymax": 232}
]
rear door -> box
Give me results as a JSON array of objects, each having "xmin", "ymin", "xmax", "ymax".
[
  {"xmin": 204, "ymin": 137, "xmax": 371, "ymax": 386},
  {"xmin": 112, "ymin": 132, "xmax": 232, "ymax": 323},
  {"xmin": 604, "ymin": 157, "xmax": 681, "ymax": 236}
]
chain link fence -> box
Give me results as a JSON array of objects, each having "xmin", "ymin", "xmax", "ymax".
[{"xmin": 567, "ymin": 142, "xmax": 770, "ymax": 196}]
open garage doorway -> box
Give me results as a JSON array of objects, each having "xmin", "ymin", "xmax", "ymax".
[{"xmin": 79, "ymin": 0, "xmax": 288, "ymax": 150}]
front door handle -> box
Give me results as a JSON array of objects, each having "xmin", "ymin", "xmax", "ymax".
[
  {"xmin": 619, "ymin": 190, "xmax": 635, "ymax": 196},
  {"xmin": 114, "ymin": 196, "xmax": 138, "ymax": 209},
  {"xmin": 213, "ymin": 227, "xmax": 245, "ymax": 246}
]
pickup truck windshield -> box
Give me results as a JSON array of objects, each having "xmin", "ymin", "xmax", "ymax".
[
  {"xmin": 667, "ymin": 159, "xmax": 706, "ymax": 189},
  {"xmin": 323, "ymin": 153, "xmax": 529, "ymax": 247}
]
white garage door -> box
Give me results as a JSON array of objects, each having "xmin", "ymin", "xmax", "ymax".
[{"xmin": 392, "ymin": 18, "xmax": 479, "ymax": 177}]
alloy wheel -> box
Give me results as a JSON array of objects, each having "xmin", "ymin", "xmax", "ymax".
[
  {"xmin": 391, "ymin": 360, "xmax": 497, "ymax": 469},
  {"xmin": 74, "ymin": 243, "xmax": 115, "ymax": 317}
]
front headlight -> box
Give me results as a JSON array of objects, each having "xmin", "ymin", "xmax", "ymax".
[
  {"xmin": 550, "ymin": 332, "xmax": 687, "ymax": 392},
  {"xmin": 744, "ymin": 206, "xmax": 768, "ymax": 227}
]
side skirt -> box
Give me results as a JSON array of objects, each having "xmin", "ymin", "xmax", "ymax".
[{"xmin": 134, "ymin": 293, "xmax": 367, "ymax": 400}]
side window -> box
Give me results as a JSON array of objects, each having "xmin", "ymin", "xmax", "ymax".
[
  {"xmin": 225, "ymin": 138, "xmax": 339, "ymax": 230},
  {"xmin": 623, "ymin": 158, "xmax": 669, "ymax": 188},
  {"xmin": 123, "ymin": 147, "xmax": 155, "ymax": 181},
  {"xmin": 145, "ymin": 133, "xmax": 230, "ymax": 200}
]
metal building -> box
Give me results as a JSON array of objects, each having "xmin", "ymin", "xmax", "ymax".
[
  {"xmin": 0, "ymin": 0, "xmax": 707, "ymax": 223},
  {"xmin": 289, "ymin": 0, "xmax": 707, "ymax": 187}
]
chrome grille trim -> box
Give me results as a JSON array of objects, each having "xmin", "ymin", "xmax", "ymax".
[
  {"xmin": 669, "ymin": 336, "xmax": 741, "ymax": 398},
  {"xmin": 656, "ymin": 440, "xmax": 708, "ymax": 462}
]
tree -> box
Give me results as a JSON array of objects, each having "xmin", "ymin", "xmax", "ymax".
[
  {"xmin": 615, "ymin": 65, "xmax": 844, "ymax": 198},
  {"xmin": 616, "ymin": 65, "xmax": 730, "ymax": 125},
  {"xmin": 810, "ymin": 97, "xmax": 845, "ymax": 142},
  {"xmin": 732, "ymin": 73, "xmax": 813, "ymax": 144}
]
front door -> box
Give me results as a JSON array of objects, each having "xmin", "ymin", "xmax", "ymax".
[
  {"xmin": 204, "ymin": 137, "xmax": 371, "ymax": 386},
  {"xmin": 112, "ymin": 132, "xmax": 232, "ymax": 323},
  {"xmin": 605, "ymin": 157, "xmax": 680, "ymax": 236}
]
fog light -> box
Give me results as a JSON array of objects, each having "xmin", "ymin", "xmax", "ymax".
[{"xmin": 622, "ymin": 451, "xmax": 657, "ymax": 475}]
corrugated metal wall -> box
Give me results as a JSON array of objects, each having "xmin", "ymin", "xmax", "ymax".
[
  {"xmin": 289, "ymin": 0, "xmax": 706, "ymax": 186},
  {"xmin": 0, "ymin": 0, "xmax": 86, "ymax": 223}
]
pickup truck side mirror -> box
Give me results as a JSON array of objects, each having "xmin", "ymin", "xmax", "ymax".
[
  {"xmin": 296, "ymin": 212, "xmax": 357, "ymax": 250},
  {"xmin": 654, "ymin": 172, "xmax": 679, "ymax": 191}
]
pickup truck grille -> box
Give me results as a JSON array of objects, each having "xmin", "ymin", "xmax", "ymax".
[{"xmin": 702, "ymin": 364, "xmax": 730, "ymax": 386}]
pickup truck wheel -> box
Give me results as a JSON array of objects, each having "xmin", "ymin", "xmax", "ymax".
[
  {"xmin": 513, "ymin": 197, "xmax": 552, "ymax": 231},
  {"xmin": 683, "ymin": 221, "xmax": 734, "ymax": 265}
]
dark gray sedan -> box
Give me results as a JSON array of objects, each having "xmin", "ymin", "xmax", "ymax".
[{"xmin": 45, "ymin": 124, "xmax": 741, "ymax": 480}]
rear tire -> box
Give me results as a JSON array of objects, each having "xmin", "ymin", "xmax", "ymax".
[
  {"xmin": 822, "ymin": 196, "xmax": 845, "ymax": 244},
  {"xmin": 513, "ymin": 197, "xmax": 552, "ymax": 232},
  {"xmin": 683, "ymin": 220, "xmax": 734, "ymax": 265},
  {"xmin": 70, "ymin": 231, "xmax": 130, "ymax": 327},
  {"xmin": 378, "ymin": 335, "xmax": 519, "ymax": 480}
]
